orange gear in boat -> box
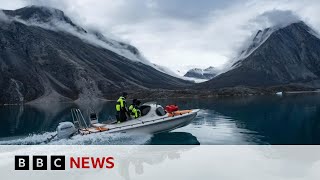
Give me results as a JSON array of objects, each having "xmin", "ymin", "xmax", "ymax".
[
  {"xmin": 168, "ymin": 110, "xmax": 193, "ymax": 117},
  {"xmin": 96, "ymin": 127, "xmax": 109, "ymax": 132},
  {"xmin": 165, "ymin": 105, "xmax": 179, "ymax": 113}
]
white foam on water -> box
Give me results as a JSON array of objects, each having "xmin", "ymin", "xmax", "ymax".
[
  {"xmin": 49, "ymin": 132, "xmax": 152, "ymax": 145},
  {"xmin": 0, "ymin": 131, "xmax": 152, "ymax": 145},
  {"xmin": 0, "ymin": 132, "xmax": 56, "ymax": 145}
]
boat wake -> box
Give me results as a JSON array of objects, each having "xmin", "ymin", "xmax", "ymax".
[{"xmin": 0, "ymin": 131, "xmax": 152, "ymax": 145}]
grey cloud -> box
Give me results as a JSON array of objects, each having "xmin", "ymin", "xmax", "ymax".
[
  {"xmin": 1, "ymin": 0, "xmax": 320, "ymax": 73},
  {"xmin": 253, "ymin": 9, "xmax": 301, "ymax": 28},
  {"xmin": 24, "ymin": 0, "xmax": 242, "ymax": 25},
  {"xmin": 26, "ymin": 0, "xmax": 68, "ymax": 9},
  {"xmin": 149, "ymin": 0, "xmax": 242, "ymax": 20}
]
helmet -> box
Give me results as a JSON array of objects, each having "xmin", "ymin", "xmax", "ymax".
[{"xmin": 122, "ymin": 92, "xmax": 128, "ymax": 97}]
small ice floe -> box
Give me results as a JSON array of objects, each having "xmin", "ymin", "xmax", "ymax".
[{"xmin": 276, "ymin": 92, "xmax": 283, "ymax": 96}]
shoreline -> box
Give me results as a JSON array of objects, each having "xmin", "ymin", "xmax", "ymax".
[
  {"xmin": 284, "ymin": 90, "xmax": 320, "ymax": 94},
  {"xmin": 1, "ymin": 89, "xmax": 320, "ymax": 106}
]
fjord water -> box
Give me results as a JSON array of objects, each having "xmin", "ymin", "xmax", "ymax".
[{"xmin": 0, "ymin": 94, "xmax": 320, "ymax": 145}]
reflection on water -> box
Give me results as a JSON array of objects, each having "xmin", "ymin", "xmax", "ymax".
[
  {"xmin": 0, "ymin": 94, "xmax": 320, "ymax": 144},
  {"xmin": 146, "ymin": 132, "xmax": 200, "ymax": 145},
  {"xmin": 116, "ymin": 146, "xmax": 193, "ymax": 180},
  {"xmin": 0, "ymin": 145, "xmax": 319, "ymax": 180}
]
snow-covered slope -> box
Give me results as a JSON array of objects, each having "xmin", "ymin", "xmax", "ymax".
[{"xmin": 184, "ymin": 66, "xmax": 218, "ymax": 80}]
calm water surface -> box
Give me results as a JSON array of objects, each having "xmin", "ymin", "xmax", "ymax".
[{"xmin": 0, "ymin": 94, "xmax": 319, "ymax": 145}]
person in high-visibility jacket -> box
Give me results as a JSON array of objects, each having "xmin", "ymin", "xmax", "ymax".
[
  {"xmin": 128, "ymin": 99, "xmax": 137, "ymax": 115},
  {"xmin": 130, "ymin": 100, "xmax": 141, "ymax": 119},
  {"xmin": 116, "ymin": 92, "xmax": 128, "ymax": 123}
]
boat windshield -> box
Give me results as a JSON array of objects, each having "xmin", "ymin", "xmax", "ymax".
[
  {"xmin": 156, "ymin": 107, "xmax": 166, "ymax": 116},
  {"xmin": 140, "ymin": 105, "xmax": 151, "ymax": 116}
]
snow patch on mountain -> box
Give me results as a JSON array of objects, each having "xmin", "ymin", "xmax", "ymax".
[
  {"xmin": 181, "ymin": 77, "xmax": 208, "ymax": 83},
  {"xmin": 184, "ymin": 66, "xmax": 218, "ymax": 80},
  {"xmin": 0, "ymin": 10, "xmax": 9, "ymax": 22}
]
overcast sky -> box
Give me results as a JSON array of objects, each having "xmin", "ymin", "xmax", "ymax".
[{"xmin": 1, "ymin": 0, "xmax": 320, "ymax": 74}]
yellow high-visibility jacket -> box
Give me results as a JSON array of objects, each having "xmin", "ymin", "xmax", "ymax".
[
  {"xmin": 129, "ymin": 104, "xmax": 141, "ymax": 118},
  {"xmin": 116, "ymin": 96, "xmax": 126, "ymax": 112}
]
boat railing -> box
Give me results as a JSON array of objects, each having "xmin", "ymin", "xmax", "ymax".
[{"xmin": 71, "ymin": 108, "xmax": 89, "ymax": 129}]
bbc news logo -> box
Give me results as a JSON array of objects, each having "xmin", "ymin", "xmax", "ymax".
[
  {"xmin": 15, "ymin": 156, "xmax": 65, "ymax": 170},
  {"xmin": 15, "ymin": 156, "xmax": 115, "ymax": 170}
]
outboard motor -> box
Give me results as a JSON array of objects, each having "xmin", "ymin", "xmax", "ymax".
[
  {"xmin": 89, "ymin": 112, "xmax": 98, "ymax": 124},
  {"xmin": 57, "ymin": 122, "xmax": 77, "ymax": 139}
]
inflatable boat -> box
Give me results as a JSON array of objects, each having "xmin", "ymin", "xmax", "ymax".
[{"xmin": 56, "ymin": 102, "xmax": 199, "ymax": 139}]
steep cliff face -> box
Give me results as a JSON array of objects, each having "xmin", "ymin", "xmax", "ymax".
[
  {"xmin": 0, "ymin": 6, "xmax": 191, "ymax": 104},
  {"xmin": 200, "ymin": 22, "xmax": 320, "ymax": 89}
]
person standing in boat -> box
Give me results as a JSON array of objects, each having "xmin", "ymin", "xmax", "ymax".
[{"xmin": 116, "ymin": 92, "xmax": 128, "ymax": 123}]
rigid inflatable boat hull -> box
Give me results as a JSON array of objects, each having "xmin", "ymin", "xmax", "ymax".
[{"xmin": 106, "ymin": 111, "xmax": 198, "ymax": 134}]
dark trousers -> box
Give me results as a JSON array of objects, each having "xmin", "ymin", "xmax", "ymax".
[{"xmin": 116, "ymin": 110, "xmax": 127, "ymax": 122}]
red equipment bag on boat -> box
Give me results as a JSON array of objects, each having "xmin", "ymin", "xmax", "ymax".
[{"xmin": 165, "ymin": 105, "xmax": 179, "ymax": 113}]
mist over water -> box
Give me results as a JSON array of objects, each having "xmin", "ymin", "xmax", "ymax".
[{"xmin": 0, "ymin": 94, "xmax": 320, "ymax": 145}]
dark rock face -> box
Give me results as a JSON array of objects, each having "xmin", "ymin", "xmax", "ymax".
[
  {"xmin": 0, "ymin": 6, "xmax": 190, "ymax": 104},
  {"xmin": 200, "ymin": 22, "xmax": 320, "ymax": 89},
  {"xmin": 3, "ymin": 6, "xmax": 86, "ymax": 33},
  {"xmin": 184, "ymin": 66, "xmax": 217, "ymax": 79}
]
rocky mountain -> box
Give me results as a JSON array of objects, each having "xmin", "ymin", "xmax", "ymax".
[
  {"xmin": 199, "ymin": 21, "xmax": 320, "ymax": 89},
  {"xmin": 184, "ymin": 66, "xmax": 217, "ymax": 79},
  {"xmin": 0, "ymin": 6, "xmax": 191, "ymax": 104}
]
